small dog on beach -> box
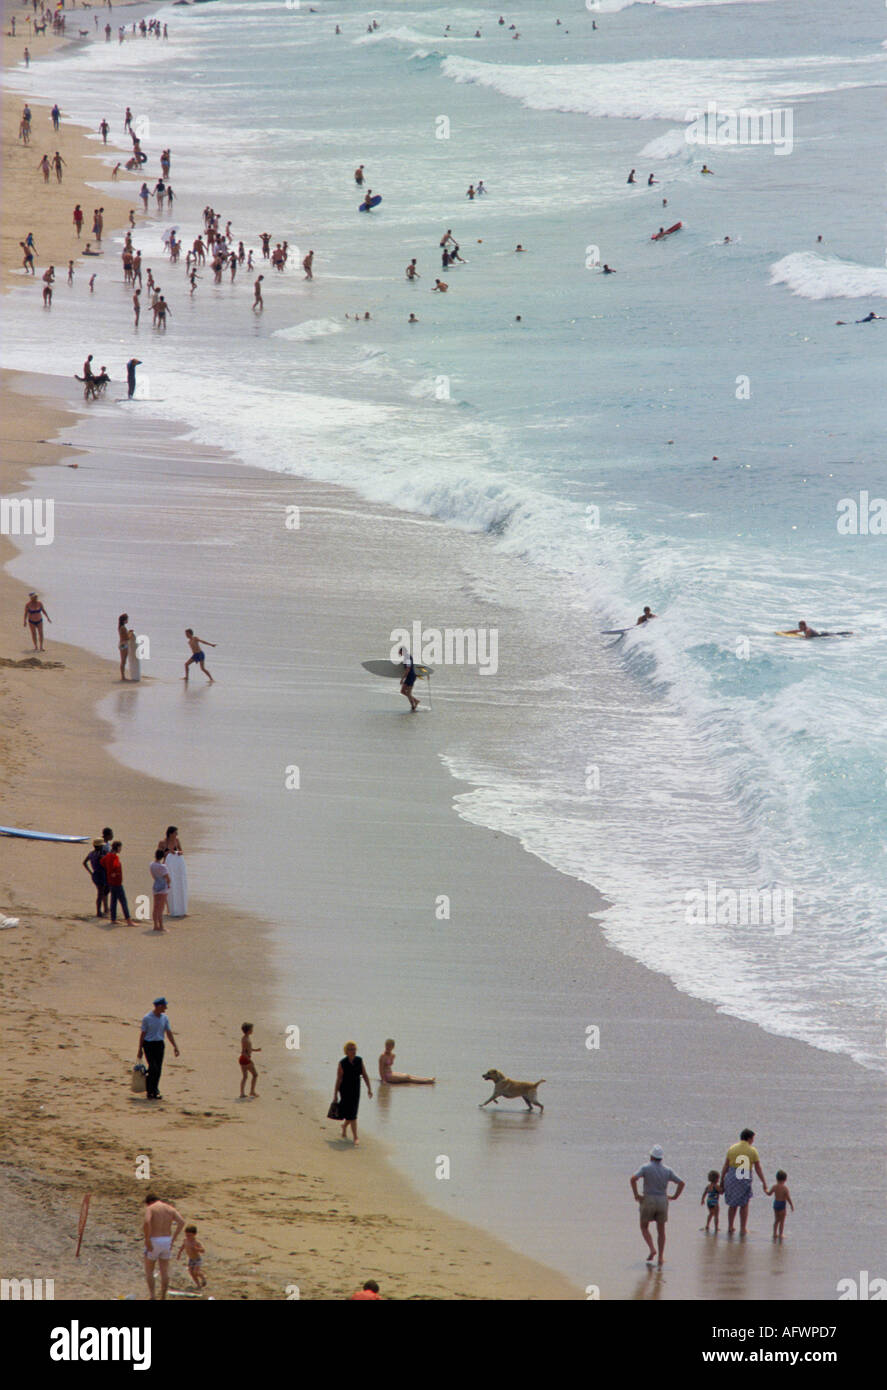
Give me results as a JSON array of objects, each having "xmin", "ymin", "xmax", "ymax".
[{"xmin": 480, "ymin": 1068, "xmax": 545, "ymax": 1112}]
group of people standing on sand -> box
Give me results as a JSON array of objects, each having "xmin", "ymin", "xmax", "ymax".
[
  {"xmin": 630, "ymin": 1128, "xmax": 794, "ymax": 1268},
  {"xmin": 81, "ymin": 824, "xmax": 188, "ymax": 931}
]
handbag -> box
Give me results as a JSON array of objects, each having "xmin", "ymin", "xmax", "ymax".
[
  {"xmin": 327, "ymin": 1100, "xmax": 340, "ymax": 1120},
  {"xmin": 130, "ymin": 1063, "xmax": 147, "ymax": 1094}
]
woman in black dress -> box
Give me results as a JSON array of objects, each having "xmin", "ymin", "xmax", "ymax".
[{"xmin": 334, "ymin": 1041, "xmax": 373, "ymax": 1145}]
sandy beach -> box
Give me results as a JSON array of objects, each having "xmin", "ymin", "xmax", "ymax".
[
  {"xmin": 0, "ymin": 4, "xmax": 580, "ymax": 1300},
  {"xmin": 2, "ymin": 0, "xmax": 885, "ymax": 1312}
]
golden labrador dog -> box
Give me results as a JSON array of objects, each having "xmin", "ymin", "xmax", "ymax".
[{"xmin": 480, "ymin": 1068, "xmax": 545, "ymax": 1112}]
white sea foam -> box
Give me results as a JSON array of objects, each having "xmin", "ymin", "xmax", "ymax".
[
  {"xmin": 769, "ymin": 252, "xmax": 887, "ymax": 301},
  {"xmin": 440, "ymin": 53, "xmax": 886, "ymax": 123},
  {"xmin": 354, "ymin": 25, "xmax": 476, "ymax": 47},
  {"xmin": 273, "ymin": 317, "xmax": 346, "ymax": 342}
]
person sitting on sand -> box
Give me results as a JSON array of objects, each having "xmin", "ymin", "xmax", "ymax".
[
  {"xmin": 238, "ymin": 1022, "xmax": 260, "ymax": 1098},
  {"xmin": 379, "ymin": 1039, "xmax": 435, "ymax": 1085}
]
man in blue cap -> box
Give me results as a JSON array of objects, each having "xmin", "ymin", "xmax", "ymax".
[{"xmin": 137, "ymin": 998, "xmax": 180, "ymax": 1100}]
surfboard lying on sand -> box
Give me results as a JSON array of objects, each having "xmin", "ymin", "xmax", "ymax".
[
  {"xmin": 774, "ymin": 630, "xmax": 854, "ymax": 639},
  {"xmin": 362, "ymin": 659, "xmax": 434, "ymax": 679},
  {"xmin": 651, "ymin": 222, "xmax": 682, "ymax": 240},
  {"xmin": 358, "ymin": 196, "xmax": 382, "ymax": 212},
  {"xmin": 0, "ymin": 826, "xmax": 89, "ymax": 842}
]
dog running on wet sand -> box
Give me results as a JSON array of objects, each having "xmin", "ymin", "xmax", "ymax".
[{"xmin": 479, "ymin": 1068, "xmax": 545, "ymax": 1112}]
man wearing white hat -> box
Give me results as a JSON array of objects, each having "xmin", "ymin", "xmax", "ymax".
[{"xmin": 630, "ymin": 1144, "xmax": 684, "ymax": 1266}]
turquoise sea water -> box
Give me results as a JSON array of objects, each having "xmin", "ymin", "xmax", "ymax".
[{"xmin": 4, "ymin": 0, "xmax": 886, "ymax": 1076}]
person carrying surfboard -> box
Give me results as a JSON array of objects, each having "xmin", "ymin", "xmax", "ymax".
[{"xmin": 398, "ymin": 647, "xmax": 420, "ymax": 711}]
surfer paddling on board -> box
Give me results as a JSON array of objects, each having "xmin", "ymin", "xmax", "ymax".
[
  {"xmin": 398, "ymin": 647, "xmax": 420, "ymax": 711},
  {"xmin": 183, "ymin": 629, "xmax": 216, "ymax": 682},
  {"xmin": 795, "ymin": 621, "xmax": 820, "ymax": 639},
  {"xmin": 636, "ymin": 606, "xmax": 657, "ymax": 625}
]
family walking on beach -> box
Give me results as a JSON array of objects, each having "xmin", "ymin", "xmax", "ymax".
[{"xmin": 631, "ymin": 1128, "xmax": 794, "ymax": 1267}]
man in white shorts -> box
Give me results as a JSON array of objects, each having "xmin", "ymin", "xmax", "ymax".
[
  {"xmin": 630, "ymin": 1144, "xmax": 684, "ymax": 1267},
  {"xmin": 143, "ymin": 1193, "xmax": 186, "ymax": 1299}
]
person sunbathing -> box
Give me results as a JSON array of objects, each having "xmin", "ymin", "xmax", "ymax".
[{"xmin": 378, "ymin": 1039, "xmax": 435, "ymax": 1084}]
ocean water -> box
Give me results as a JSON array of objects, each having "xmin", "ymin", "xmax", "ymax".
[{"xmin": 5, "ymin": 0, "xmax": 886, "ymax": 1085}]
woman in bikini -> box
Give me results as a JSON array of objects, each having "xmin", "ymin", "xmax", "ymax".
[
  {"xmin": 378, "ymin": 1039, "xmax": 435, "ymax": 1085},
  {"xmin": 24, "ymin": 592, "xmax": 51, "ymax": 650}
]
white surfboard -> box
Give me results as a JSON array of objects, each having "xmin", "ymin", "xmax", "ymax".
[
  {"xmin": 128, "ymin": 630, "xmax": 141, "ymax": 682},
  {"xmin": 165, "ymin": 852, "xmax": 188, "ymax": 917}
]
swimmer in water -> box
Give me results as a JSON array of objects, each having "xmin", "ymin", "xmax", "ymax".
[
  {"xmin": 647, "ymin": 173, "xmax": 657, "ymax": 186},
  {"xmin": 405, "ymin": 258, "xmax": 419, "ymax": 280},
  {"xmin": 627, "ymin": 169, "xmax": 636, "ymax": 184},
  {"xmin": 636, "ymin": 607, "xmax": 657, "ymax": 625},
  {"xmin": 602, "ymin": 264, "xmax": 616, "ymax": 274},
  {"xmin": 408, "ymin": 313, "xmax": 418, "ymax": 323},
  {"xmin": 432, "ymin": 279, "xmax": 448, "ymax": 292},
  {"xmin": 361, "ymin": 189, "xmax": 374, "ymax": 211},
  {"xmin": 701, "ymin": 165, "xmax": 714, "ymax": 175},
  {"xmin": 514, "ymin": 243, "xmax": 526, "ymax": 252}
]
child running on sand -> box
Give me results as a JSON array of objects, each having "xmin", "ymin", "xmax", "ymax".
[
  {"xmin": 239, "ymin": 1023, "xmax": 260, "ymax": 1097},
  {"xmin": 183, "ymin": 629, "xmax": 215, "ymax": 682},
  {"xmin": 176, "ymin": 1226, "xmax": 207, "ymax": 1288},
  {"xmin": 765, "ymin": 1170, "xmax": 794, "ymax": 1240},
  {"xmin": 701, "ymin": 1170, "xmax": 722, "ymax": 1233}
]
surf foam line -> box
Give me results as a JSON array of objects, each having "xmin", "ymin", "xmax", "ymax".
[{"xmin": 769, "ymin": 252, "xmax": 887, "ymax": 301}]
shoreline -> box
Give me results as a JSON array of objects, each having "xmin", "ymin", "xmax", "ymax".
[
  {"xmin": 5, "ymin": 364, "xmax": 885, "ymax": 1302},
  {"xmin": 0, "ymin": 7, "xmax": 583, "ymax": 1299},
  {"xmin": 2, "ymin": 1, "xmax": 884, "ymax": 1302},
  {"xmin": 0, "ymin": 367, "xmax": 583, "ymax": 1301}
]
